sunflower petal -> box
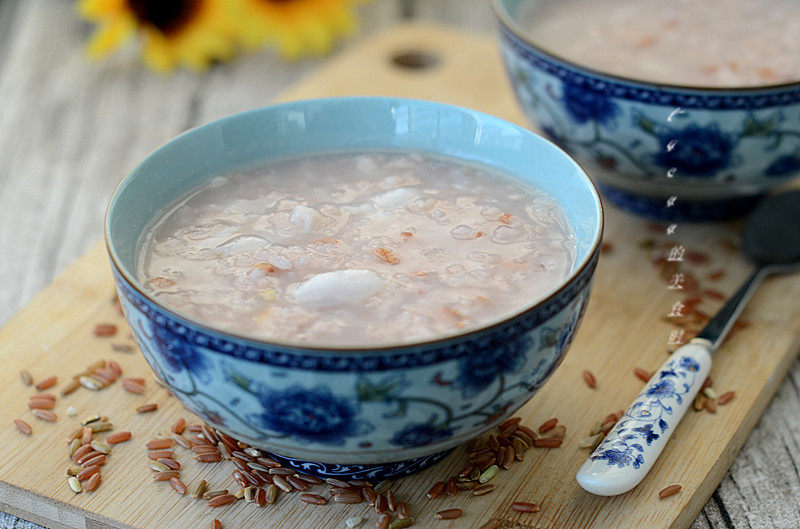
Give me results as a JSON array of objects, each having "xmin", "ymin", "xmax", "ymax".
[
  {"xmin": 86, "ymin": 16, "xmax": 135, "ymax": 59},
  {"xmin": 78, "ymin": 0, "xmax": 126, "ymax": 19}
]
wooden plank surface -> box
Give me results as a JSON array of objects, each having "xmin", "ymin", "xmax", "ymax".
[
  {"xmin": 1, "ymin": 23, "xmax": 800, "ymax": 529},
  {"xmin": 1, "ymin": 2, "xmax": 800, "ymax": 528}
]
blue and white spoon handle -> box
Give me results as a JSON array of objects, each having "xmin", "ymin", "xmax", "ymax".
[{"xmin": 576, "ymin": 339, "xmax": 713, "ymax": 496}]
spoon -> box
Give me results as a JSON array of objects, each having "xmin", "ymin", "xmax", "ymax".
[{"xmin": 576, "ymin": 190, "xmax": 800, "ymax": 496}]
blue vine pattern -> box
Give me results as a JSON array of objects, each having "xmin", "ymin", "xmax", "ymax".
[{"xmin": 589, "ymin": 355, "xmax": 701, "ymax": 469}]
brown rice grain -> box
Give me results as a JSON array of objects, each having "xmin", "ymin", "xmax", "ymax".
[
  {"xmin": 84, "ymin": 472, "xmax": 102, "ymax": 492},
  {"xmin": 299, "ymin": 493, "xmax": 327, "ymax": 505},
  {"xmin": 195, "ymin": 452, "xmax": 222, "ymax": 463},
  {"xmin": 148, "ymin": 461, "xmax": 170, "ymax": 472},
  {"xmin": 538, "ymin": 418, "xmax": 558, "ymax": 433},
  {"xmin": 172, "ymin": 418, "xmax": 186, "ymax": 435},
  {"xmin": 389, "ymin": 519, "xmax": 414, "ymax": 529},
  {"xmin": 60, "ymin": 379, "xmax": 81, "ymax": 396},
  {"xmin": 363, "ymin": 486, "xmax": 377, "ymax": 505},
  {"xmin": 511, "ymin": 501, "xmax": 539, "ymax": 513},
  {"xmin": 582, "ymin": 370, "xmax": 597, "ymax": 388},
  {"xmin": 326, "ymin": 477, "xmax": 350, "ymax": 488},
  {"xmin": 32, "ymin": 409, "xmax": 57, "ymax": 422},
  {"xmin": 255, "ymin": 487, "xmax": 267, "ymax": 506},
  {"xmin": 334, "ymin": 492, "xmax": 362, "ymax": 504},
  {"xmin": 148, "ymin": 450, "xmax": 175, "ymax": 460},
  {"xmin": 203, "ymin": 489, "xmax": 228, "ymax": 500},
  {"xmin": 82, "ymin": 454, "xmax": 106, "ymax": 468},
  {"xmin": 212, "ymin": 520, "xmax": 222, "ymax": 529},
  {"xmin": 659, "ymin": 484, "xmax": 682, "ymax": 499},
  {"xmin": 76, "ymin": 450, "xmax": 102, "ymax": 465},
  {"xmin": 194, "ymin": 479, "xmax": 208, "ymax": 499},
  {"xmin": 88, "ymin": 421, "xmax": 113, "ymax": 433},
  {"xmin": 153, "ymin": 470, "xmax": 180, "ymax": 481},
  {"xmin": 35, "ymin": 376, "xmax": 57, "ymax": 391},
  {"xmin": 396, "ymin": 501, "xmax": 409, "ymax": 518},
  {"xmin": 72, "ymin": 444, "xmax": 93, "ymax": 462},
  {"xmin": 718, "ymin": 391, "xmax": 736, "ymax": 405},
  {"xmin": 377, "ymin": 513, "xmax": 390, "ymax": 529},
  {"xmin": 548, "ymin": 425, "xmax": 567, "ymax": 440},
  {"xmin": 108, "ymin": 360, "xmax": 122, "ymax": 376},
  {"xmin": 80, "ymin": 427, "xmax": 93, "ymax": 445},
  {"xmin": 426, "ymin": 481, "xmax": 445, "ymax": 499},
  {"xmin": 90, "ymin": 440, "xmax": 111, "ymax": 454},
  {"xmin": 171, "ymin": 433, "xmax": 192, "ymax": 449},
  {"xmin": 375, "ymin": 493, "xmax": 388, "ymax": 513},
  {"xmin": 76, "ymin": 465, "xmax": 100, "ymax": 481},
  {"xmin": 446, "ymin": 477, "xmax": 458, "ymax": 496},
  {"xmin": 473, "ymin": 484, "xmax": 495, "ymax": 496},
  {"xmin": 478, "ymin": 521, "xmax": 500, "ymax": 529},
  {"xmin": 137, "ymin": 404, "xmax": 158, "ymax": 413},
  {"xmin": 27, "ymin": 399, "xmax": 55, "ymax": 410},
  {"xmin": 704, "ymin": 398, "xmax": 718, "ymax": 413},
  {"xmin": 14, "ymin": 419, "xmax": 32, "ymax": 435},
  {"xmin": 374, "ymin": 480, "xmax": 393, "ymax": 494},
  {"xmin": 122, "ymin": 380, "xmax": 145, "ymax": 395},
  {"xmin": 265, "ymin": 484, "xmax": 278, "ymax": 504},
  {"xmin": 634, "ymin": 367, "xmax": 653, "ymax": 382},
  {"xmin": 435, "ymin": 508, "xmax": 463, "ymax": 520},
  {"xmin": 272, "ymin": 475, "xmax": 292, "ymax": 493},
  {"xmin": 287, "ymin": 475, "xmax": 308, "ymax": 491},
  {"xmin": 208, "ymin": 494, "xmax": 237, "ymax": 507},
  {"xmin": 20, "ymin": 370, "xmax": 33, "ymax": 386},
  {"xmin": 107, "ymin": 431, "xmax": 132, "ymax": 444},
  {"xmin": 68, "ymin": 438, "xmax": 81, "ymax": 457},
  {"xmin": 170, "ymin": 477, "xmax": 188, "ymax": 494},
  {"xmin": 158, "ymin": 458, "xmax": 181, "ymax": 470}
]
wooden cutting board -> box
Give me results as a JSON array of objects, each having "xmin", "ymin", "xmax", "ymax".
[{"xmin": 1, "ymin": 24, "xmax": 799, "ymax": 529}]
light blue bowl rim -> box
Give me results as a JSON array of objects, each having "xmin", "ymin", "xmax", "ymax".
[
  {"xmin": 492, "ymin": 0, "xmax": 800, "ymax": 93},
  {"xmin": 104, "ymin": 96, "xmax": 603, "ymax": 353}
]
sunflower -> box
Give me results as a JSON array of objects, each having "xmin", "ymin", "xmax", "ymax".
[
  {"xmin": 78, "ymin": 0, "xmax": 238, "ymax": 72},
  {"xmin": 236, "ymin": 0, "xmax": 364, "ymax": 59}
]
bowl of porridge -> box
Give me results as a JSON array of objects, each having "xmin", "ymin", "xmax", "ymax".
[
  {"xmin": 494, "ymin": 0, "xmax": 800, "ymax": 220},
  {"xmin": 105, "ymin": 97, "xmax": 602, "ymax": 480}
]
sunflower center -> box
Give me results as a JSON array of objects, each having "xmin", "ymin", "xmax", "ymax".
[{"xmin": 125, "ymin": 0, "xmax": 200, "ymax": 35}]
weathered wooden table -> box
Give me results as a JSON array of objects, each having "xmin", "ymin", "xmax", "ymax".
[{"xmin": 0, "ymin": 1, "xmax": 798, "ymax": 527}]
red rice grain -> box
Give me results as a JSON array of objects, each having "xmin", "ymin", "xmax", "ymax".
[
  {"xmin": 659, "ymin": 484, "xmax": 682, "ymax": 499},
  {"xmin": 511, "ymin": 501, "xmax": 539, "ymax": 513},
  {"xmin": 13, "ymin": 419, "xmax": 32, "ymax": 435},
  {"xmin": 435, "ymin": 508, "xmax": 463, "ymax": 520}
]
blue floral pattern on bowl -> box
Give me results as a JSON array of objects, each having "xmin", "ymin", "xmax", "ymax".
[
  {"xmin": 494, "ymin": 0, "xmax": 800, "ymax": 220},
  {"xmin": 114, "ymin": 251, "xmax": 596, "ymax": 479},
  {"xmin": 589, "ymin": 355, "xmax": 700, "ymax": 470}
]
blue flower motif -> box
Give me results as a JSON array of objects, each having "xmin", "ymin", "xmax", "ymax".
[
  {"xmin": 593, "ymin": 448, "xmax": 644, "ymax": 469},
  {"xmin": 646, "ymin": 379, "xmax": 676, "ymax": 399},
  {"xmin": 654, "ymin": 124, "xmax": 735, "ymax": 177},
  {"xmin": 390, "ymin": 423, "xmax": 453, "ymax": 448},
  {"xmin": 561, "ymin": 83, "xmax": 619, "ymax": 125},
  {"xmin": 151, "ymin": 321, "xmax": 212, "ymax": 382},
  {"xmin": 251, "ymin": 385, "xmax": 371, "ymax": 445},
  {"xmin": 678, "ymin": 356, "xmax": 700, "ymax": 372},
  {"xmin": 765, "ymin": 154, "xmax": 800, "ymax": 177},
  {"xmin": 633, "ymin": 424, "xmax": 660, "ymax": 445},
  {"xmin": 456, "ymin": 334, "xmax": 532, "ymax": 396}
]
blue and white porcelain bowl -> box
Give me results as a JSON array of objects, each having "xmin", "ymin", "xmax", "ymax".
[
  {"xmin": 105, "ymin": 97, "xmax": 603, "ymax": 480},
  {"xmin": 493, "ymin": 0, "xmax": 800, "ymax": 221}
]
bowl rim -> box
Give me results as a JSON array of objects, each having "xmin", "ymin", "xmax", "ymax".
[
  {"xmin": 492, "ymin": 0, "xmax": 800, "ymax": 93},
  {"xmin": 105, "ymin": 96, "xmax": 604, "ymax": 353}
]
